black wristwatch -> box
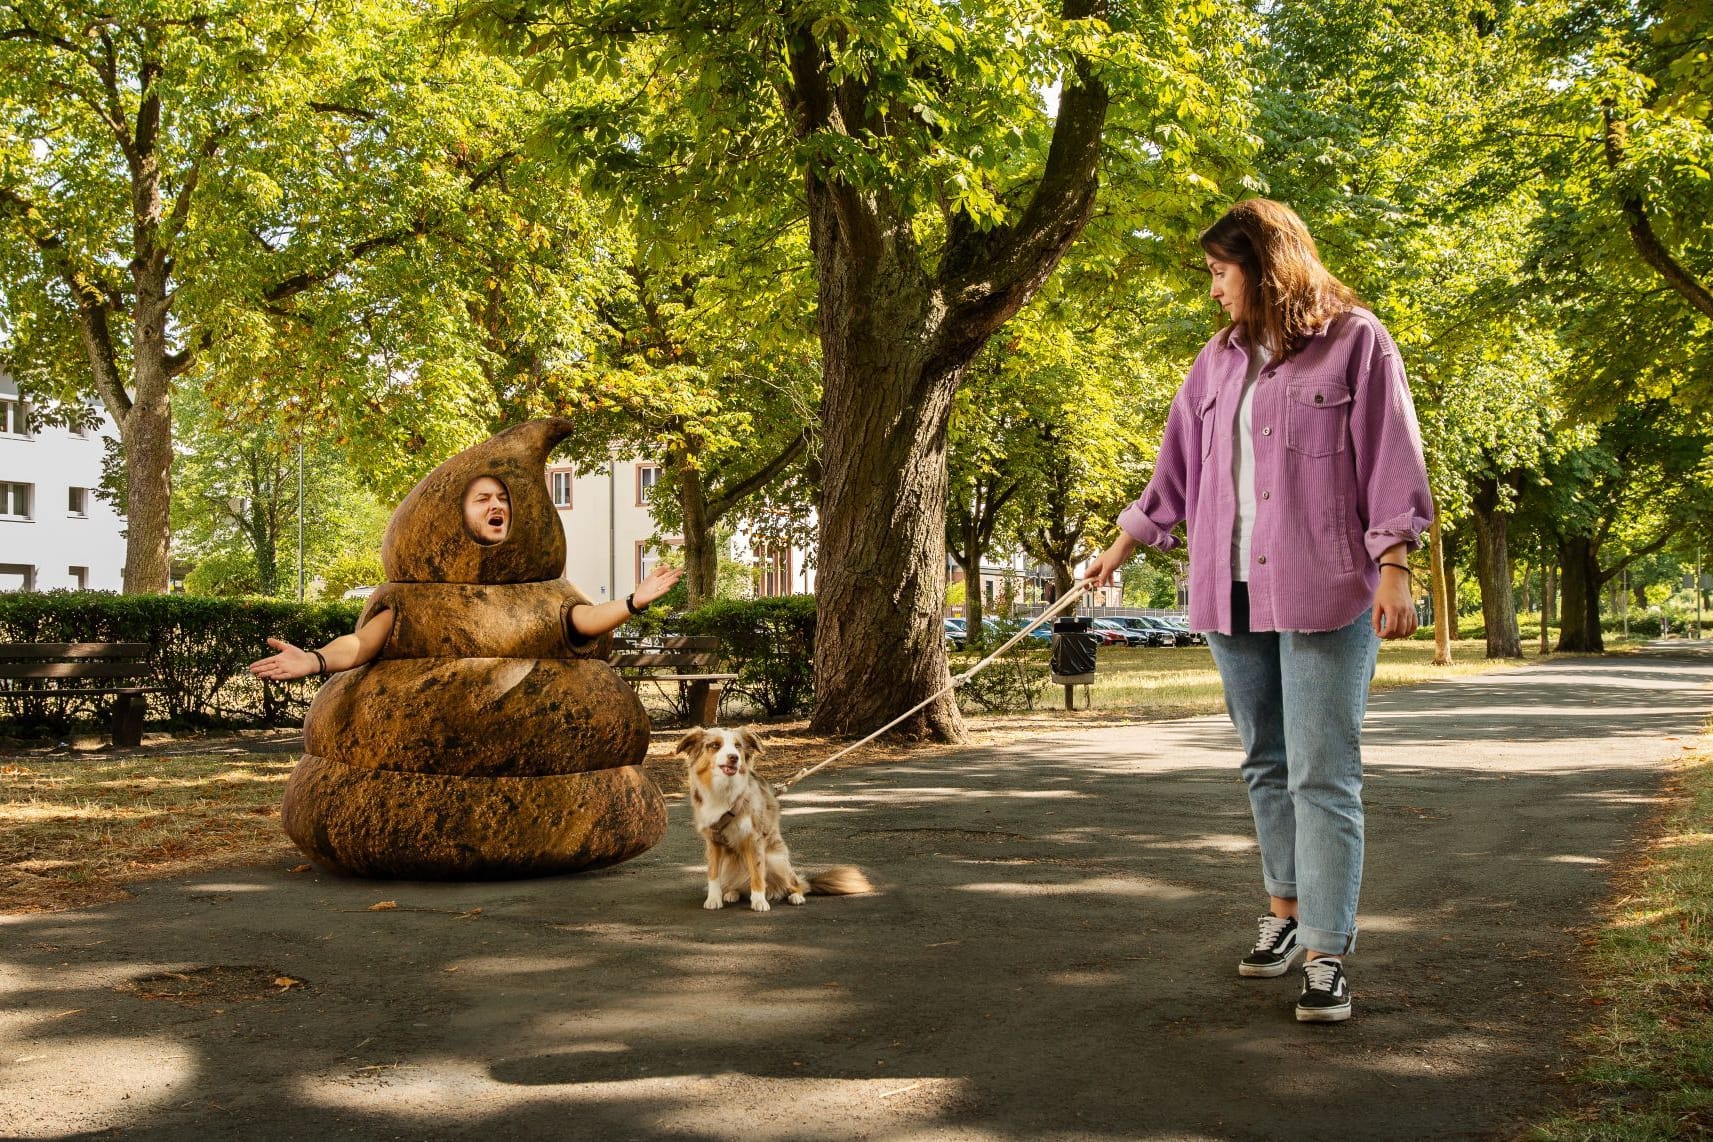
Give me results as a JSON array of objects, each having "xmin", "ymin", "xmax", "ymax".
[{"xmin": 625, "ymin": 592, "xmax": 649, "ymax": 615}]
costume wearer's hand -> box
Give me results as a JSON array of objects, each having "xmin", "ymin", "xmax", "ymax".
[
  {"xmin": 1081, "ymin": 535, "xmax": 1138, "ymax": 589},
  {"xmin": 1372, "ymin": 573, "xmax": 1418, "ymax": 641},
  {"xmin": 631, "ymin": 564, "xmax": 684, "ymax": 609},
  {"xmin": 248, "ymin": 638, "xmax": 320, "ymax": 681}
]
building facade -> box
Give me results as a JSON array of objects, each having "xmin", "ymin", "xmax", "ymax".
[
  {"xmin": 545, "ymin": 456, "xmax": 815, "ymax": 602},
  {"xmin": 0, "ymin": 373, "xmax": 126, "ymax": 592}
]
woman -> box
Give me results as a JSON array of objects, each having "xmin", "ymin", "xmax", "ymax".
[{"xmin": 1082, "ymin": 199, "xmax": 1433, "ymax": 1024}]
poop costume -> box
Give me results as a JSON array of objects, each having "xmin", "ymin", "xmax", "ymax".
[{"xmin": 281, "ymin": 420, "xmax": 667, "ymax": 879}]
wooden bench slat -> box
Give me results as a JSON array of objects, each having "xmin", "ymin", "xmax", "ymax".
[
  {"xmin": 612, "ymin": 653, "xmax": 722, "ymax": 669},
  {"xmin": 0, "ymin": 685, "xmax": 159, "ymax": 696},
  {"xmin": 0, "ymin": 642, "xmax": 151, "ymax": 660},
  {"xmin": 623, "ymin": 673, "xmax": 739, "ymax": 683},
  {"xmin": 0, "ymin": 661, "xmax": 155, "ymax": 680}
]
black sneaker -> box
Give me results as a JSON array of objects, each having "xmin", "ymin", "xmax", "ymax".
[
  {"xmin": 1239, "ymin": 914, "xmax": 1302, "ymax": 978},
  {"xmin": 1296, "ymin": 956, "xmax": 1352, "ymax": 1022}
]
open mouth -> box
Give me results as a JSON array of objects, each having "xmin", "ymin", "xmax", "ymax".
[
  {"xmin": 486, "ymin": 513, "xmax": 505, "ymax": 529},
  {"xmin": 717, "ymin": 761, "xmax": 740, "ymax": 777}
]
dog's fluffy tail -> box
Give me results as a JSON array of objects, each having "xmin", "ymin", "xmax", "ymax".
[{"xmin": 807, "ymin": 866, "xmax": 872, "ymax": 896}]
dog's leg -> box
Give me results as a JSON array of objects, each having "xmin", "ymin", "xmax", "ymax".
[
  {"xmin": 770, "ymin": 839, "xmax": 808, "ymax": 905},
  {"xmin": 703, "ymin": 838, "xmax": 725, "ymax": 911},
  {"xmin": 746, "ymin": 834, "xmax": 770, "ymax": 912}
]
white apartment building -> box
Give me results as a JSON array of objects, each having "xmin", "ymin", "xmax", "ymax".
[
  {"xmin": 0, "ymin": 372, "xmax": 127, "ymax": 592},
  {"xmin": 545, "ymin": 456, "xmax": 815, "ymax": 602}
]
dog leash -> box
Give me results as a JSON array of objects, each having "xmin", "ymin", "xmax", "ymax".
[{"xmin": 773, "ymin": 581, "xmax": 1093, "ymax": 794}]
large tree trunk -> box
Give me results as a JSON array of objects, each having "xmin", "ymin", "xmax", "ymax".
[
  {"xmin": 1539, "ymin": 561, "xmax": 1555, "ymax": 656},
  {"xmin": 810, "ymin": 272, "xmax": 965, "ymax": 739},
  {"xmin": 789, "ymin": 2, "xmax": 1108, "ymax": 739},
  {"xmin": 1471, "ymin": 476, "xmax": 1523, "ymax": 658},
  {"xmin": 1555, "ymin": 536, "xmax": 1604, "ymax": 652},
  {"xmin": 1428, "ymin": 514, "xmax": 1453, "ymax": 665}
]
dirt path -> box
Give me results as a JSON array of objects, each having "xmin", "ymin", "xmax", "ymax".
[{"xmin": 3, "ymin": 645, "xmax": 1709, "ymax": 1140}]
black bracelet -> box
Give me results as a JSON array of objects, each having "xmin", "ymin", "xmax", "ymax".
[
  {"xmin": 625, "ymin": 592, "xmax": 648, "ymax": 616},
  {"xmin": 1378, "ymin": 562, "xmax": 1411, "ymax": 573},
  {"xmin": 310, "ymin": 649, "xmax": 327, "ymax": 675}
]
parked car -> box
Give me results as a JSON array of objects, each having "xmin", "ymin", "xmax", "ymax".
[
  {"xmin": 1126, "ymin": 615, "xmax": 1196, "ymax": 647},
  {"xmin": 944, "ymin": 617, "xmax": 968, "ymax": 649},
  {"xmin": 1156, "ymin": 615, "xmax": 1203, "ymax": 645},
  {"xmin": 1092, "ymin": 618, "xmax": 1148, "ymax": 647},
  {"xmin": 1109, "ymin": 616, "xmax": 1173, "ymax": 648}
]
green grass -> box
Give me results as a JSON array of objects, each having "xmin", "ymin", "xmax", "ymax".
[
  {"xmin": 1010, "ymin": 638, "xmax": 1541, "ymax": 721},
  {"xmin": 1531, "ymin": 745, "xmax": 1713, "ymax": 1140}
]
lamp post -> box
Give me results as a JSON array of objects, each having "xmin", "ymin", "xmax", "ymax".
[
  {"xmin": 296, "ymin": 441, "xmax": 305, "ymax": 602},
  {"xmin": 607, "ymin": 442, "xmax": 623, "ymax": 602}
]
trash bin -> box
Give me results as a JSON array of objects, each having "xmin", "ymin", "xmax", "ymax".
[{"xmin": 1051, "ymin": 617, "xmax": 1097, "ymax": 685}]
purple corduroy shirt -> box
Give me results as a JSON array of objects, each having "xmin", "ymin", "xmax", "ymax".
[{"xmin": 1117, "ymin": 307, "xmax": 1434, "ymax": 635}]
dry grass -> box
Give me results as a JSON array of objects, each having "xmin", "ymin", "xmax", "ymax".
[
  {"xmin": 0, "ymin": 638, "xmax": 1531, "ymax": 916},
  {"xmin": 1531, "ymin": 740, "xmax": 1713, "ymax": 1140}
]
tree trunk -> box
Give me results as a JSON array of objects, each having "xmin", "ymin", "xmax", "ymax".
[
  {"xmin": 1471, "ymin": 476, "xmax": 1523, "ymax": 658},
  {"xmin": 1554, "ymin": 536, "xmax": 1604, "ymax": 652},
  {"xmin": 676, "ymin": 464, "xmax": 718, "ymax": 607},
  {"xmin": 955, "ymin": 555, "xmax": 984, "ymax": 640},
  {"xmin": 1540, "ymin": 562, "xmax": 1555, "ymax": 656},
  {"xmin": 1428, "ymin": 514, "xmax": 1453, "ymax": 665},
  {"xmin": 123, "ymin": 266, "xmax": 174, "ymax": 594},
  {"xmin": 810, "ymin": 303, "xmax": 964, "ymax": 739}
]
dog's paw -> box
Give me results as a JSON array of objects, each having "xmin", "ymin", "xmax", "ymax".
[
  {"xmin": 703, "ymin": 887, "xmax": 723, "ymax": 910},
  {"xmin": 788, "ymin": 892, "xmax": 807, "ymax": 905},
  {"xmin": 723, "ymin": 890, "xmax": 741, "ymax": 903},
  {"xmin": 750, "ymin": 895, "xmax": 771, "ymax": 912}
]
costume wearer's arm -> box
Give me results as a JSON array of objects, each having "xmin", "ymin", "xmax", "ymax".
[
  {"xmin": 248, "ymin": 609, "xmax": 395, "ymax": 681},
  {"xmin": 570, "ymin": 565, "xmax": 685, "ymax": 638}
]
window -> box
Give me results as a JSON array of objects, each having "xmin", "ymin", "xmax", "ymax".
[
  {"xmin": 69, "ymin": 566, "xmax": 88, "ymax": 590},
  {"xmin": 636, "ymin": 463, "xmax": 662, "ymax": 506},
  {"xmin": 0, "ymin": 564, "xmax": 33, "ymax": 592},
  {"xmin": 0, "ymin": 482, "xmax": 32, "ymax": 520},
  {"xmin": 548, "ymin": 468, "xmax": 573, "ymax": 509},
  {"xmin": 68, "ymin": 487, "xmax": 89, "ymax": 516},
  {"xmin": 759, "ymin": 547, "xmax": 792, "ymax": 597},
  {"xmin": 637, "ymin": 538, "xmax": 681, "ymax": 584},
  {"xmin": 0, "ymin": 397, "xmax": 29, "ymax": 437}
]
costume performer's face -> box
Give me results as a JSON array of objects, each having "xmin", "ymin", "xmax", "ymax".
[{"xmin": 462, "ymin": 476, "xmax": 511, "ymax": 545}]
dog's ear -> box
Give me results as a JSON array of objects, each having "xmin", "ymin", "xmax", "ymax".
[
  {"xmin": 674, "ymin": 728, "xmax": 708, "ymax": 758},
  {"xmin": 736, "ymin": 726, "xmax": 764, "ymax": 758}
]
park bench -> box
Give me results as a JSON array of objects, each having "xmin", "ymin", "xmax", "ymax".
[
  {"xmin": 0, "ymin": 642, "xmax": 156, "ymax": 747},
  {"xmin": 610, "ymin": 635, "xmax": 738, "ymax": 727}
]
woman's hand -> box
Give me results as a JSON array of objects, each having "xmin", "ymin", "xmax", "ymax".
[
  {"xmin": 1372, "ymin": 566, "xmax": 1418, "ymax": 640},
  {"xmin": 249, "ymin": 638, "xmax": 321, "ymax": 681},
  {"xmin": 631, "ymin": 564, "xmax": 684, "ymax": 609},
  {"xmin": 1082, "ymin": 533, "xmax": 1140, "ymax": 589}
]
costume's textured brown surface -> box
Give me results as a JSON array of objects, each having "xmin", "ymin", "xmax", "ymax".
[
  {"xmin": 282, "ymin": 418, "xmax": 666, "ymax": 880},
  {"xmin": 281, "ymin": 757, "xmax": 665, "ymax": 880}
]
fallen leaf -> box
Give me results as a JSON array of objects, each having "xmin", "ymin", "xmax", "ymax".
[
  {"xmin": 368, "ymin": 901, "xmax": 397, "ymax": 911},
  {"xmin": 274, "ymin": 976, "xmax": 302, "ymax": 989},
  {"xmin": 289, "ymin": 864, "xmax": 312, "ymax": 874}
]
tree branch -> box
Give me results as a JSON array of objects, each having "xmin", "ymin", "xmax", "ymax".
[
  {"xmin": 705, "ymin": 427, "xmax": 810, "ymax": 521},
  {"xmin": 1603, "ymin": 105, "xmax": 1713, "ymax": 320}
]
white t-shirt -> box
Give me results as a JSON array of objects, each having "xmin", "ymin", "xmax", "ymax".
[{"xmin": 1231, "ymin": 342, "xmax": 1271, "ymax": 582}]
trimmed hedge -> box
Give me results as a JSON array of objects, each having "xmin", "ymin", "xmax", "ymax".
[
  {"xmin": 0, "ymin": 591, "xmax": 362, "ymax": 735},
  {"xmin": 677, "ymin": 595, "xmax": 818, "ymax": 718}
]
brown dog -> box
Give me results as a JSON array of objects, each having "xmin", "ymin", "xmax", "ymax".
[{"xmin": 676, "ymin": 726, "xmax": 871, "ymax": 911}]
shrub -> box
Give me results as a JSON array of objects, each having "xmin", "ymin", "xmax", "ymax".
[
  {"xmin": 678, "ymin": 594, "xmax": 817, "ymax": 718},
  {"xmin": 950, "ymin": 649, "xmax": 1050, "ymax": 713},
  {"xmin": 0, "ymin": 591, "xmax": 362, "ymax": 734}
]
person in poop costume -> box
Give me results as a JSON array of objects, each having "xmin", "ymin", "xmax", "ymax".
[{"xmin": 249, "ymin": 419, "xmax": 680, "ymax": 879}]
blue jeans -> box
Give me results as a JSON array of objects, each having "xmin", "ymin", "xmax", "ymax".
[{"xmin": 1205, "ymin": 585, "xmax": 1379, "ymax": 955}]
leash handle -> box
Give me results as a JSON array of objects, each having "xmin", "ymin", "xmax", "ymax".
[{"xmin": 774, "ymin": 582, "xmax": 1092, "ymax": 794}]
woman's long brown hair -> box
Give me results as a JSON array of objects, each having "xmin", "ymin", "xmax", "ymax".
[{"xmin": 1200, "ymin": 199, "xmax": 1360, "ymax": 358}]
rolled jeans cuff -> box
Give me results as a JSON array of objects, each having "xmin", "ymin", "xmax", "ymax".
[
  {"xmin": 1299, "ymin": 923, "xmax": 1358, "ymax": 957},
  {"xmin": 1264, "ymin": 875, "xmax": 1296, "ymax": 900}
]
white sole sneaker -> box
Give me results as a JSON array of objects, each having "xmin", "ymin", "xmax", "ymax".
[
  {"xmin": 1295, "ymin": 999, "xmax": 1352, "ymax": 1023},
  {"xmin": 1238, "ymin": 943, "xmax": 1304, "ymax": 978}
]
